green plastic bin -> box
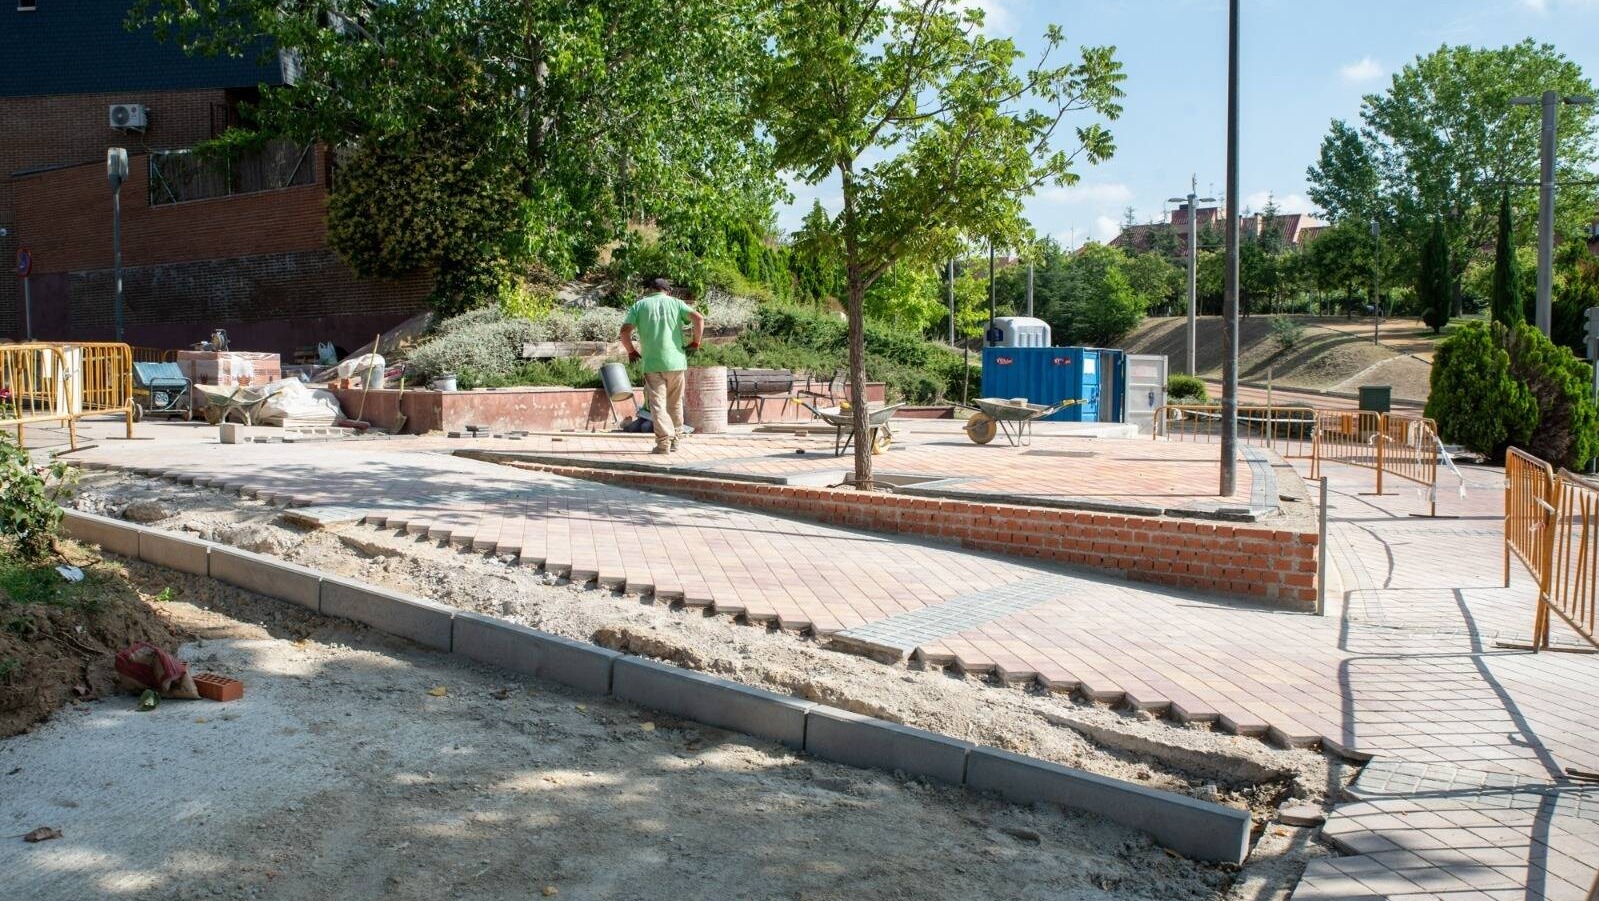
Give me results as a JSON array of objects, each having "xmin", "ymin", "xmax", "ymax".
[{"xmin": 1358, "ymin": 385, "xmax": 1391, "ymax": 414}]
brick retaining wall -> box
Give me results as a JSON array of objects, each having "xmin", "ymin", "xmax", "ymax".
[{"xmin": 505, "ymin": 462, "xmax": 1320, "ymax": 609}]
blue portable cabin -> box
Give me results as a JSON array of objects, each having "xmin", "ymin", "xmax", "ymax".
[{"xmin": 979, "ymin": 346, "xmax": 1127, "ymax": 423}]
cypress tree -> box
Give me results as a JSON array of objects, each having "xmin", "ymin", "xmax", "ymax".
[
  {"xmin": 1490, "ymin": 192, "xmax": 1524, "ymax": 328},
  {"xmin": 1420, "ymin": 219, "xmax": 1452, "ymax": 334}
]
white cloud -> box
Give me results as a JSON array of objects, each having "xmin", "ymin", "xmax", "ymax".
[
  {"xmin": 1520, "ymin": 0, "xmax": 1547, "ymax": 11},
  {"xmin": 1092, "ymin": 215, "xmax": 1122, "ymax": 243},
  {"xmin": 1339, "ymin": 56, "xmax": 1384, "ymax": 83},
  {"xmin": 1038, "ymin": 182, "xmax": 1134, "ymax": 206},
  {"xmin": 957, "ymin": 0, "xmax": 1015, "ymax": 34}
]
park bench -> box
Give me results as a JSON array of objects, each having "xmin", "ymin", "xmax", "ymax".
[{"xmin": 727, "ymin": 368, "xmax": 795, "ymax": 421}]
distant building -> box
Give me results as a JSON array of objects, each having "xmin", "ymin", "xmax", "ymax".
[
  {"xmin": 1, "ymin": 2, "xmax": 429, "ymax": 355},
  {"xmin": 1109, "ymin": 202, "xmax": 1328, "ymax": 256}
]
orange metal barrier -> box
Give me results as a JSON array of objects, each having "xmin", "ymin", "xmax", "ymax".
[
  {"xmin": 1152, "ymin": 404, "xmax": 1317, "ymax": 459},
  {"xmin": 1544, "ymin": 470, "xmax": 1599, "ymax": 649},
  {"xmin": 1309, "ymin": 410, "xmax": 1384, "ymax": 484},
  {"xmin": 0, "ymin": 343, "xmax": 75, "ymax": 447},
  {"xmin": 70, "ymin": 342, "xmax": 135, "ymax": 438},
  {"xmin": 131, "ymin": 346, "xmax": 178, "ymax": 364},
  {"xmin": 1505, "ymin": 447, "xmax": 1557, "ymax": 596}
]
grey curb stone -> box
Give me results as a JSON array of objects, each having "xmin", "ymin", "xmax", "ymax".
[
  {"xmin": 452, "ymin": 611, "xmax": 619, "ymax": 696},
  {"xmin": 320, "ymin": 576, "xmax": 454, "ymax": 651},
  {"xmin": 208, "ymin": 545, "xmax": 322, "ymax": 612},
  {"xmin": 60, "ymin": 509, "xmax": 141, "ymax": 558},
  {"xmin": 138, "ymin": 529, "xmax": 211, "ymax": 576},
  {"xmin": 613, "ymin": 657, "xmax": 813, "ymax": 749},
  {"xmin": 804, "ymin": 706, "xmax": 971, "ymax": 785},
  {"xmin": 965, "ymin": 746, "xmax": 1251, "ymax": 865}
]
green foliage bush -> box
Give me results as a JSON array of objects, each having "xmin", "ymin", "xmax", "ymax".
[
  {"xmin": 0, "ymin": 434, "xmax": 72, "ymax": 562},
  {"xmin": 1426, "ymin": 322, "xmax": 1535, "ymax": 461},
  {"xmin": 407, "ymin": 315, "xmax": 537, "ymax": 384},
  {"xmin": 1503, "ymin": 323, "xmax": 1599, "ymax": 468},
  {"xmin": 1269, "ymin": 316, "xmax": 1304, "ymax": 350},
  {"xmin": 1166, "ymin": 374, "xmax": 1209, "ymax": 403}
]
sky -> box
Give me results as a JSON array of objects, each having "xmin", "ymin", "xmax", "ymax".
[{"xmin": 776, "ymin": 0, "xmax": 1599, "ymax": 248}]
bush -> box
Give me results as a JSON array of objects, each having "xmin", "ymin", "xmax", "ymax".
[
  {"xmin": 1167, "ymin": 374, "xmax": 1209, "ymax": 404},
  {"xmin": 1269, "ymin": 316, "xmax": 1304, "ymax": 350},
  {"xmin": 703, "ymin": 290, "xmax": 759, "ymax": 333},
  {"xmin": 0, "ymin": 434, "xmax": 71, "ymax": 562},
  {"xmin": 1426, "ymin": 322, "xmax": 1535, "ymax": 461},
  {"xmin": 469, "ymin": 357, "xmax": 602, "ymax": 390},
  {"xmin": 576, "ymin": 308, "xmax": 625, "ymax": 341},
  {"xmin": 1503, "ymin": 322, "xmax": 1599, "ymax": 468},
  {"xmin": 407, "ymin": 313, "xmax": 537, "ymax": 383}
]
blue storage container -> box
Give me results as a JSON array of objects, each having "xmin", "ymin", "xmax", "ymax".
[{"xmin": 979, "ymin": 346, "xmax": 1126, "ymax": 422}]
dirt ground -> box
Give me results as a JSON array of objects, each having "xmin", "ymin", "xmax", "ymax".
[
  {"xmin": 0, "ymin": 543, "xmax": 183, "ymax": 738},
  {"xmin": 47, "ymin": 472, "xmax": 1353, "ymax": 897}
]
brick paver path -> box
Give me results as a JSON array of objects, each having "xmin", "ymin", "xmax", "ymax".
[{"xmin": 63, "ymin": 422, "xmax": 1599, "ymax": 898}]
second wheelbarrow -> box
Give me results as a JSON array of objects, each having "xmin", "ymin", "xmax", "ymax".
[
  {"xmin": 962, "ymin": 397, "xmax": 1086, "ymax": 447},
  {"xmin": 794, "ymin": 400, "xmax": 905, "ymax": 456}
]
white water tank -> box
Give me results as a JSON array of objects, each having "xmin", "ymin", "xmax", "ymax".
[{"xmin": 991, "ymin": 317, "xmax": 1051, "ymax": 348}]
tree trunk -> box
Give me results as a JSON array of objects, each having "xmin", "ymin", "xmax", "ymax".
[{"xmin": 847, "ymin": 279, "xmax": 872, "ymax": 489}]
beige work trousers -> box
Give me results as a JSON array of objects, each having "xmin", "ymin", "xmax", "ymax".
[{"xmin": 644, "ymin": 370, "xmax": 685, "ymax": 450}]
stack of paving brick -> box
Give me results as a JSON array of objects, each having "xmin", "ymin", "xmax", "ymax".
[{"xmin": 177, "ymin": 350, "xmax": 281, "ymax": 390}]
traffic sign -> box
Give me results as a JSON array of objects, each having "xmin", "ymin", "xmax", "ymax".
[{"xmin": 15, "ymin": 246, "xmax": 30, "ymax": 279}]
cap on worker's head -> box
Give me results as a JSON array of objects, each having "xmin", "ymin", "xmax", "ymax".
[{"xmin": 651, "ymin": 278, "xmax": 674, "ymax": 293}]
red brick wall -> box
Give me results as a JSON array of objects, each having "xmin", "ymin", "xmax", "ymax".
[{"xmin": 507, "ymin": 462, "xmax": 1321, "ymax": 609}]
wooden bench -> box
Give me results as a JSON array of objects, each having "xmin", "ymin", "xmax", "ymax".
[{"xmin": 727, "ymin": 368, "xmax": 795, "ymax": 421}]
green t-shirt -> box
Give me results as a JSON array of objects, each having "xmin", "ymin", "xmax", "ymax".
[{"xmin": 624, "ymin": 292, "xmax": 694, "ymax": 374}]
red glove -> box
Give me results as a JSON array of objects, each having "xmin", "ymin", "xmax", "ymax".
[
  {"xmin": 687, "ymin": 340, "xmax": 701, "ymax": 351},
  {"xmin": 627, "ymin": 349, "xmax": 642, "ymax": 363}
]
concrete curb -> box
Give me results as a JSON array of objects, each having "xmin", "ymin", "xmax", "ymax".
[
  {"xmin": 61, "ymin": 507, "xmax": 1255, "ymax": 865},
  {"xmin": 965, "ymin": 746, "xmax": 1251, "ymax": 864},
  {"xmin": 208, "ymin": 545, "xmax": 322, "ymax": 612},
  {"xmin": 320, "ymin": 576, "xmax": 454, "ymax": 651},
  {"xmin": 137, "ymin": 529, "xmax": 213, "ymax": 576},
  {"xmin": 803, "ymin": 706, "xmax": 971, "ymax": 786},
  {"xmin": 613, "ymin": 656, "xmax": 813, "ymax": 749},
  {"xmin": 452, "ymin": 611, "xmax": 618, "ymax": 696},
  {"xmin": 60, "ymin": 509, "xmax": 141, "ymax": 558}
]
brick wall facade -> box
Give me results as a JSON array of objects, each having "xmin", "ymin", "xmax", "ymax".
[
  {"xmin": 500, "ymin": 461, "xmax": 1321, "ymax": 610},
  {"xmin": 12, "ymin": 147, "xmax": 429, "ymax": 354}
]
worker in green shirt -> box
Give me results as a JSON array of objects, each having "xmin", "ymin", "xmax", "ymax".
[{"xmin": 620, "ymin": 279, "xmax": 705, "ymax": 454}]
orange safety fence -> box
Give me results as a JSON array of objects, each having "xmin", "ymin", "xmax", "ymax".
[
  {"xmin": 131, "ymin": 346, "xmax": 178, "ymax": 364},
  {"xmin": 1543, "ymin": 470, "xmax": 1599, "ymax": 649},
  {"xmin": 1505, "ymin": 447, "xmax": 1557, "ymax": 597},
  {"xmin": 0, "ymin": 343, "xmax": 76, "ymax": 447},
  {"xmin": 1309, "ymin": 410, "xmax": 1384, "ymax": 483},
  {"xmin": 1152, "ymin": 404, "xmax": 1317, "ymax": 459}
]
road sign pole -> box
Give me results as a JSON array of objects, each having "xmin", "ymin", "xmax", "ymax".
[{"xmin": 22, "ymin": 277, "xmax": 30, "ymax": 342}]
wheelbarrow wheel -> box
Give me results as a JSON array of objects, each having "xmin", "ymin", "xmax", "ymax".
[
  {"xmin": 965, "ymin": 412, "xmax": 997, "ymax": 445},
  {"xmin": 203, "ymin": 405, "xmax": 223, "ymax": 426},
  {"xmin": 182, "ymin": 404, "xmax": 194, "ymax": 423},
  {"xmin": 871, "ymin": 423, "xmax": 893, "ymax": 455}
]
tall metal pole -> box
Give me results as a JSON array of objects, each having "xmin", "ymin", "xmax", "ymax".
[
  {"xmin": 113, "ymin": 188, "xmax": 124, "ymax": 342},
  {"xmin": 988, "ymin": 243, "xmax": 996, "ymax": 325},
  {"xmin": 947, "ymin": 258, "xmax": 956, "ymax": 346},
  {"xmin": 1220, "ymin": 0, "xmax": 1240, "ymax": 497},
  {"xmin": 1536, "ymin": 89, "xmax": 1557, "ymax": 337},
  {"xmin": 1026, "ymin": 262, "xmax": 1034, "ymax": 317},
  {"xmin": 1187, "ymin": 196, "xmax": 1198, "ymax": 374}
]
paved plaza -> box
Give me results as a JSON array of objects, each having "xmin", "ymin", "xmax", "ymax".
[{"xmin": 40, "ymin": 419, "xmax": 1599, "ymax": 899}]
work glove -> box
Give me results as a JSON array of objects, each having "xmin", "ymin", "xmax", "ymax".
[{"xmin": 687, "ymin": 340, "xmax": 701, "ymax": 351}]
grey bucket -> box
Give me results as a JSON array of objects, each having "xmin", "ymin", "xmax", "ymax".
[{"xmin": 600, "ymin": 362, "xmax": 633, "ymax": 402}]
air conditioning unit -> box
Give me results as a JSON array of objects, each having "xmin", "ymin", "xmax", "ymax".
[{"xmin": 109, "ymin": 104, "xmax": 148, "ymax": 131}]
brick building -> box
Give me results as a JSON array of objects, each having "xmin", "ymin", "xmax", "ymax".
[
  {"xmin": 2, "ymin": 1, "xmax": 429, "ymax": 355},
  {"xmin": 1110, "ymin": 203, "xmax": 1327, "ymax": 256}
]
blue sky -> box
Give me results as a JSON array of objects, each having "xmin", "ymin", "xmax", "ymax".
[{"xmin": 776, "ymin": 0, "xmax": 1599, "ymax": 246}]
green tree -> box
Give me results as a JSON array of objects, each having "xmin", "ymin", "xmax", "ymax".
[
  {"xmin": 1042, "ymin": 243, "xmax": 1145, "ymax": 345},
  {"xmin": 756, "ymin": 0, "xmax": 1124, "ymax": 487},
  {"xmin": 135, "ymin": 0, "xmax": 776, "ymax": 306},
  {"xmin": 1489, "ymin": 192, "xmax": 1525, "ymax": 328},
  {"xmin": 1504, "ymin": 322, "xmax": 1599, "ymax": 468},
  {"xmin": 1122, "ymin": 252, "xmax": 1183, "ymax": 316},
  {"xmin": 789, "ymin": 201, "xmax": 846, "ymax": 305},
  {"xmin": 1427, "ymin": 322, "xmax": 1535, "ymax": 460},
  {"xmin": 1418, "ymin": 219, "xmax": 1452, "ymax": 334},
  {"xmin": 1307, "ymin": 41, "xmax": 1599, "ymax": 308}
]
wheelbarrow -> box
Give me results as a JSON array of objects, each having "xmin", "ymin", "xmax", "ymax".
[
  {"xmin": 794, "ymin": 400, "xmax": 904, "ymax": 456},
  {"xmin": 962, "ymin": 397, "xmax": 1086, "ymax": 447},
  {"xmin": 193, "ymin": 382, "xmax": 282, "ymax": 426},
  {"xmin": 131, "ymin": 362, "xmax": 194, "ymax": 422}
]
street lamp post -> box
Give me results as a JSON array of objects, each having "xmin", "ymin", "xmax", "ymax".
[
  {"xmin": 1220, "ymin": 0, "xmax": 1241, "ymax": 498},
  {"xmin": 1370, "ymin": 218, "xmax": 1381, "ymax": 346},
  {"xmin": 947, "ymin": 258, "xmax": 956, "ymax": 346},
  {"xmin": 107, "ymin": 148, "xmax": 129, "ymax": 342},
  {"xmin": 1511, "ymin": 91, "xmax": 1595, "ymax": 337},
  {"xmin": 1169, "ymin": 177, "xmax": 1217, "ymax": 376}
]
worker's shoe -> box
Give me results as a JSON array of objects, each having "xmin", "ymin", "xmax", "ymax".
[
  {"xmin": 669, "ymin": 436, "xmax": 680, "ymax": 452},
  {"xmin": 651, "ymin": 445, "xmax": 671, "ymax": 455}
]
